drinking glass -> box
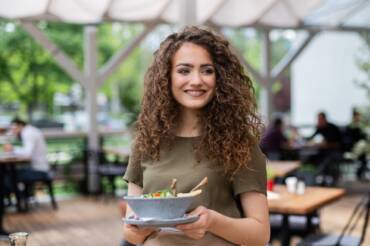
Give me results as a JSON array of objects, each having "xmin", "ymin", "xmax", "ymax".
[{"xmin": 8, "ymin": 232, "xmax": 29, "ymax": 246}]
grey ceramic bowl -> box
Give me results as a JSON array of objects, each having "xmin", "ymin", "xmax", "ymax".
[{"xmin": 124, "ymin": 195, "xmax": 196, "ymax": 219}]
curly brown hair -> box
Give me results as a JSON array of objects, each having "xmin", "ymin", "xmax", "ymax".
[{"xmin": 134, "ymin": 26, "xmax": 263, "ymax": 179}]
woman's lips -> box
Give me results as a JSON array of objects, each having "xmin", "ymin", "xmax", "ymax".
[{"xmin": 184, "ymin": 90, "xmax": 206, "ymax": 97}]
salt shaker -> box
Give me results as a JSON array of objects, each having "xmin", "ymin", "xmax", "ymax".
[{"xmin": 297, "ymin": 180, "xmax": 305, "ymax": 195}]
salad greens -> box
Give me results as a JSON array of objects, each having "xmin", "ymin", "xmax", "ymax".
[{"xmin": 142, "ymin": 189, "xmax": 174, "ymax": 198}]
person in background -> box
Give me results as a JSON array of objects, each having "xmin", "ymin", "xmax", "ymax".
[
  {"xmin": 308, "ymin": 112, "xmax": 342, "ymax": 151},
  {"xmin": 344, "ymin": 109, "xmax": 368, "ymax": 179},
  {"xmin": 3, "ymin": 118, "xmax": 50, "ymax": 185},
  {"xmin": 123, "ymin": 26, "xmax": 269, "ymax": 246},
  {"xmin": 307, "ymin": 112, "xmax": 343, "ymax": 185},
  {"xmin": 260, "ymin": 117, "xmax": 288, "ymax": 160},
  {"xmin": 344, "ymin": 109, "xmax": 366, "ymax": 150}
]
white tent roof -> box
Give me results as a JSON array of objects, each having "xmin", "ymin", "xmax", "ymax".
[{"xmin": 0, "ymin": 0, "xmax": 369, "ymax": 31}]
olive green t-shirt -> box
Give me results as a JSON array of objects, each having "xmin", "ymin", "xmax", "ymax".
[{"xmin": 123, "ymin": 136, "xmax": 267, "ymax": 246}]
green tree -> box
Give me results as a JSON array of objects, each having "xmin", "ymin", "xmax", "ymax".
[
  {"xmin": 0, "ymin": 21, "xmax": 148, "ymax": 125},
  {"xmin": 223, "ymin": 28, "xmax": 291, "ymax": 104},
  {"xmin": 355, "ymin": 33, "xmax": 370, "ymax": 124},
  {"xmin": 99, "ymin": 23, "xmax": 152, "ymax": 124},
  {"xmin": 0, "ymin": 21, "xmax": 83, "ymax": 120},
  {"xmin": 355, "ymin": 33, "xmax": 370, "ymax": 98}
]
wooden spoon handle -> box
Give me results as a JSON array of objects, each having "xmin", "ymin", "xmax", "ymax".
[
  {"xmin": 191, "ymin": 177, "xmax": 208, "ymax": 192},
  {"xmin": 170, "ymin": 178, "xmax": 177, "ymax": 196}
]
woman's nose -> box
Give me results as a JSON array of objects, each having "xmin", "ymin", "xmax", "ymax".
[{"xmin": 190, "ymin": 72, "xmax": 203, "ymax": 85}]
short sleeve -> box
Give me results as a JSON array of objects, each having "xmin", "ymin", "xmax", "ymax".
[
  {"xmin": 232, "ymin": 144, "xmax": 267, "ymax": 196},
  {"xmin": 123, "ymin": 143, "xmax": 143, "ymax": 187}
]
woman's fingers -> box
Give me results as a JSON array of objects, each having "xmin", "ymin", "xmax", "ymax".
[
  {"xmin": 182, "ymin": 229, "xmax": 206, "ymax": 240},
  {"xmin": 187, "ymin": 205, "xmax": 207, "ymax": 216},
  {"xmin": 177, "ymin": 216, "xmax": 207, "ymax": 230},
  {"xmin": 125, "ymin": 224, "xmax": 156, "ymax": 236},
  {"xmin": 177, "ymin": 206, "xmax": 210, "ymax": 230},
  {"xmin": 176, "ymin": 206, "xmax": 213, "ymax": 239}
]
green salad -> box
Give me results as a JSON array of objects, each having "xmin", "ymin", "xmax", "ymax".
[{"xmin": 142, "ymin": 189, "xmax": 174, "ymax": 198}]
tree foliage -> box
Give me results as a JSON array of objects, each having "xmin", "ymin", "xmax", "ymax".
[
  {"xmin": 0, "ymin": 21, "xmax": 150, "ymax": 125},
  {"xmin": 355, "ymin": 33, "xmax": 370, "ymax": 98},
  {"xmin": 0, "ymin": 21, "xmax": 83, "ymax": 120}
]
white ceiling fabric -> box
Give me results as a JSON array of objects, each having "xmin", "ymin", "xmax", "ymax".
[{"xmin": 0, "ymin": 0, "xmax": 369, "ymax": 30}]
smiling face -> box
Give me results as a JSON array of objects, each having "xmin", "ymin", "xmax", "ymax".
[{"xmin": 171, "ymin": 42, "xmax": 216, "ymax": 114}]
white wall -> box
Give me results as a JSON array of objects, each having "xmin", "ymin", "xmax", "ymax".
[{"xmin": 291, "ymin": 32, "xmax": 368, "ymax": 127}]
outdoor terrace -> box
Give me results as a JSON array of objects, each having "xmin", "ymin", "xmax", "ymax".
[{"xmin": 0, "ymin": 187, "xmax": 369, "ymax": 246}]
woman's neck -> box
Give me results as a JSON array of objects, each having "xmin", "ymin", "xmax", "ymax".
[{"xmin": 175, "ymin": 108, "xmax": 201, "ymax": 137}]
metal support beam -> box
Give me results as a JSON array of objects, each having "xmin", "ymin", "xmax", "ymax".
[
  {"xmin": 84, "ymin": 25, "xmax": 99, "ymax": 193},
  {"xmin": 20, "ymin": 21, "xmax": 85, "ymax": 86},
  {"xmin": 260, "ymin": 29, "xmax": 274, "ymax": 122},
  {"xmin": 199, "ymin": 0, "xmax": 227, "ymax": 25},
  {"xmin": 331, "ymin": 0, "xmax": 370, "ymax": 28},
  {"xmin": 228, "ymin": 42, "xmax": 264, "ymax": 83},
  {"xmin": 179, "ymin": 0, "xmax": 197, "ymax": 27},
  {"xmin": 98, "ymin": 23, "xmax": 157, "ymax": 86},
  {"xmin": 271, "ymin": 31, "xmax": 317, "ymax": 79}
]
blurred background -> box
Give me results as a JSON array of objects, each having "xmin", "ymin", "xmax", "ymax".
[{"xmin": 0, "ymin": 0, "xmax": 369, "ymax": 245}]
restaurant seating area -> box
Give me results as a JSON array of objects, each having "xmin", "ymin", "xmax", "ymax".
[{"xmin": 1, "ymin": 128, "xmax": 369, "ymax": 245}]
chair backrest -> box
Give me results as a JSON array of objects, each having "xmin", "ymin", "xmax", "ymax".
[
  {"xmin": 336, "ymin": 192, "xmax": 370, "ymax": 246},
  {"xmin": 359, "ymin": 192, "xmax": 370, "ymax": 245}
]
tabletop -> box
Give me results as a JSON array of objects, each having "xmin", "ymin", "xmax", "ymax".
[
  {"xmin": 0, "ymin": 153, "xmax": 30, "ymax": 164},
  {"xmin": 268, "ymin": 185, "xmax": 345, "ymax": 215},
  {"xmin": 267, "ymin": 161, "xmax": 301, "ymax": 178}
]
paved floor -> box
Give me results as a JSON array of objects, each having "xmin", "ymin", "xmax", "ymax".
[{"xmin": 1, "ymin": 197, "xmax": 123, "ymax": 246}]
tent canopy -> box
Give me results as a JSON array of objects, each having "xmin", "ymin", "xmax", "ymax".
[{"xmin": 1, "ymin": 0, "xmax": 370, "ymax": 31}]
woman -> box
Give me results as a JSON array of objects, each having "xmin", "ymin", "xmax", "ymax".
[{"xmin": 123, "ymin": 26, "xmax": 270, "ymax": 246}]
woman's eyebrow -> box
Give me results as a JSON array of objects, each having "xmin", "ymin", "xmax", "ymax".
[
  {"xmin": 175, "ymin": 63, "xmax": 214, "ymax": 67},
  {"xmin": 200, "ymin": 64, "xmax": 214, "ymax": 68},
  {"xmin": 175, "ymin": 63, "xmax": 193, "ymax": 67}
]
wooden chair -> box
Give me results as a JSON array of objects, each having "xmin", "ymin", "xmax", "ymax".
[
  {"xmin": 298, "ymin": 192, "xmax": 369, "ymax": 246},
  {"xmin": 18, "ymin": 169, "xmax": 58, "ymax": 211},
  {"xmin": 96, "ymin": 150, "xmax": 128, "ymax": 197}
]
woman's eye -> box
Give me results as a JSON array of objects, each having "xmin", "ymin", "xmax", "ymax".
[
  {"xmin": 202, "ymin": 68, "xmax": 214, "ymax": 75},
  {"xmin": 177, "ymin": 69, "xmax": 190, "ymax": 75}
]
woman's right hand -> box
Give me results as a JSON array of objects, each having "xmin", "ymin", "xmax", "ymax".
[{"xmin": 123, "ymin": 223, "xmax": 157, "ymax": 244}]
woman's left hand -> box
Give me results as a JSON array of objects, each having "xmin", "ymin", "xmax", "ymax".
[{"xmin": 176, "ymin": 206, "xmax": 214, "ymax": 240}]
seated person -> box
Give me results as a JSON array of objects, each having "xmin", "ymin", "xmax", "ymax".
[
  {"xmin": 308, "ymin": 112, "xmax": 342, "ymax": 151},
  {"xmin": 260, "ymin": 117, "xmax": 288, "ymax": 160},
  {"xmin": 343, "ymin": 109, "xmax": 366, "ymax": 151},
  {"xmin": 306, "ymin": 112, "xmax": 343, "ymax": 185},
  {"xmin": 344, "ymin": 110, "xmax": 368, "ymax": 179},
  {"xmin": 3, "ymin": 118, "xmax": 51, "ymax": 190}
]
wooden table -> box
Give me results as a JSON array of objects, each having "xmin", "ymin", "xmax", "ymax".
[
  {"xmin": 268, "ymin": 185, "xmax": 345, "ymax": 246},
  {"xmin": 0, "ymin": 154, "xmax": 30, "ymax": 165},
  {"xmin": 267, "ymin": 160, "xmax": 301, "ymax": 178},
  {"xmin": 0, "ymin": 153, "xmax": 30, "ymax": 234}
]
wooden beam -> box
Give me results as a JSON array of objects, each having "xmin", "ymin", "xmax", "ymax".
[
  {"xmin": 98, "ymin": 23, "xmax": 157, "ymax": 86},
  {"xmin": 84, "ymin": 25, "xmax": 99, "ymax": 193},
  {"xmin": 227, "ymin": 41, "xmax": 264, "ymax": 84},
  {"xmin": 271, "ymin": 31, "xmax": 317, "ymax": 79},
  {"xmin": 20, "ymin": 21, "xmax": 85, "ymax": 86}
]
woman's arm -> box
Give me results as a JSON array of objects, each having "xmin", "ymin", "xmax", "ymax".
[
  {"xmin": 123, "ymin": 182, "xmax": 157, "ymax": 244},
  {"xmin": 177, "ymin": 191, "xmax": 270, "ymax": 245}
]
